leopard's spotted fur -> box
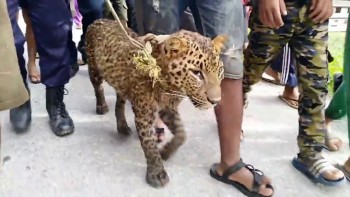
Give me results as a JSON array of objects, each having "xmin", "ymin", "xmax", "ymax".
[{"xmin": 86, "ymin": 19, "xmax": 227, "ymax": 188}]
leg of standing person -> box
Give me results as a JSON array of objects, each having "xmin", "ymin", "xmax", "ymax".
[
  {"xmin": 139, "ymin": 0, "xmax": 273, "ymax": 195},
  {"xmin": 1, "ymin": 0, "xmax": 29, "ymax": 111},
  {"xmin": 126, "ymin": 0, "xmax": 138, "ymax": 33},
  {"xmin": 274, "ymin": 45, "xmax": 299, "ymax": 109},
  {"xmin": 191, "ymin": 0, "xmax": 273, "ymax": 195},
  {"xmin": 244, "ymin": 0, "xmax": 344, "ymax": 185},
  {"xmin": 72, "ymin": 0, "xmax": 82, "ymax": 28},
  {"xmin": 77, "ymin": 0, "xmax": 104, "ymax": 63},
  {"xmin": 66, "ymin": 0, "xmax": 80, "ymax": 77},
  {"xmin": 324, "ymin": 79, "xmax": 346, "ymax": 151},
  {"xmin": 7, "ymin": 0, "xmax": 32, "ymax": 132},
  {"xmin": 19, "ymin": 0, "xmax": 75, "ymax": 136},
  {"xmin": 22, "ymin": 9, "xmax": 41, "ymax": 84}
]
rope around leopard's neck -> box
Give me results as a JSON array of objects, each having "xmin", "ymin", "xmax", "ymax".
[{"xmin": 104, "ymin": 0, "xmax": 161, "ymax": 87}]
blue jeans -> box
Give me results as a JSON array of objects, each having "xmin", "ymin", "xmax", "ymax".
[
  {"xmin": 77, "ymin": 0, "xmax": 104, "ymax": 46},
  {"xmin": 138, "ymin": 0, "xmax": 246, "ymax": 79}
]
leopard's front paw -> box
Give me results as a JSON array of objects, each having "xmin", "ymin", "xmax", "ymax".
[
  {"xmin": 117, "ymin": 125, "xmax": 132, "ymax": 135},
  {"xmin": 146, "ymin": 168, "xmax": 170, "ymax": 188},
  {"xmin": 96, "ymin": 104, "xmax": 109, "ymax": 115}
]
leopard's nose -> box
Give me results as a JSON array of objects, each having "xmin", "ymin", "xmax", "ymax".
[{"xmin": 208, "ymin": 97, "xmax": 221, "ymax": 105}]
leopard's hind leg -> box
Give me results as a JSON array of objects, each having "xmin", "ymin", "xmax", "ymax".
[
  {"xmin": 158, "ymin": 108, "xmax": 186, "ymax": 160},
  {"xmin": 115, "ymin": 92, "xmax": 131, "ymax": 135},
  {"xmin": 86, "ymin": 34, "xmax": 109, "ymax": 114}
]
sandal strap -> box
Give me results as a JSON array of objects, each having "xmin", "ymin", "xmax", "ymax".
[
  {"xmin": 309, "ymin": 159, "xmax": 335, "ymax": 176},
  {"xmin": 222, "ymin": 158, "xmax": 245, "ymax": 179},
  {"xmin": 222, "ymin": 160, "xmax": 271, "ymax": 194},
  {"xmin": 246, "ymin": 164, "xmax": 265, "ymax": 192}
]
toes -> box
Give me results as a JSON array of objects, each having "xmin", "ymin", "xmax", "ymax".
[
  {"xmin": 146, "ymin": 170, "xmax": 170, "ymax": 188},
  {"xmin": 117, "ymin": 126, "xmax": 132, "ymax": 135},
  {"xmin": 96, "ymin": 105, "xmax": 109, "ymax": 114},
  {"xmin": 258, "ymin": 184, "xmax": 274, "ymax": 197}
]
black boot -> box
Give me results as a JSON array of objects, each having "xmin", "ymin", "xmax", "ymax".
[
  {"xmin": 46, "ymin": 86, "xmax": 74, "ymax": 136},
  {"xmin": 9, "ymin": 82, "xmax": 32, "ymax": 133}
]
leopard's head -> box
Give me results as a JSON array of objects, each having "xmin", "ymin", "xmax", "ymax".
[{"xmin": 156, "ymin": 30, "xmax": 228, "ymax": 109}]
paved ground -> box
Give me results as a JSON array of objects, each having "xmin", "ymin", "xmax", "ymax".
[{"xmin": 0, "ymin": 14, "xmax": 350, "ymax": 197}]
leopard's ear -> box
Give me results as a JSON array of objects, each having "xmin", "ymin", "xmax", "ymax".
[
  {"xmin": 212, "ymin": 35, "xmax": 229, "ymax": 53},
  {"xmin": 164, "ymin": 36, "xmax": 189, "ymax": 57}
]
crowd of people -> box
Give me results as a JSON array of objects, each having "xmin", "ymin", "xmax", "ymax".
[{"xmin": 0, "ymin": 0, "xmax": 349, "ymax": 196}]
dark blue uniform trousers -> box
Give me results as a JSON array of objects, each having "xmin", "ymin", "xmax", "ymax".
[
  {"xmin": 77, "ymin": 0, "xmax": 104, "ymax": 47},
  {"xmin": 9, "ymin": 0, "xmax": 76, "ymax": 87}
]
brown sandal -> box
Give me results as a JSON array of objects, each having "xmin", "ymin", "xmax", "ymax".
[
  {"xmin": 210, "ymin": 159, "xmax": 274, "ymax": 197},
  {"xmin": 278, "ymin": 95, "xmax": 298, "ymax": 109}
]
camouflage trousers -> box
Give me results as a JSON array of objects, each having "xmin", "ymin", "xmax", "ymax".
[{"xmin": 243, "ymin": 1, "xmax": 329, "ymax": 162}]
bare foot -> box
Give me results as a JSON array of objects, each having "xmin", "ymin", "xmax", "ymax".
[
  {"xmin": 27, "ymin": 62, "xmax": 41, "ymax": 83},
  {"xmin": 325, "ymin": 117, "xmax": 342, "ymax": 151},
  {"xmin": 264, "ymin": 66, "xmax": 280, "ymax": 81},
  {"xmin": 325, "ymin": 137, "xmax": 342, "ymax": 151},
  {"xmin": 77, "ymin": 59, "xmax": 86, "ymax": 65},
  {"xmin": 216, "ymin": 163, "xmax": 273, "ymax": 196},
  {"xmin": 281, "ymin": 86, "xmax": 298, "ymax": 106},
  {"xmin": 322, "ymin": 168, "xmax": 344, "ymax": 180}
]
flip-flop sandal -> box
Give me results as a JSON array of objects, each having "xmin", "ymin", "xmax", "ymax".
[
  {"xmin": 29, "ymin": 75, "xmax": 41, "ymax": 84},
  {"xmin": 262, "ymin": 73, "xmax": 282, "ymax": 86},
  {"xmin": 155, "ymin": 128, "xmax": 165, "ymax": 143},
  {"xmin": 335, "ymin": 164, "xmax": 350, "ymax": 181},
  {"xmin": 324, "ymin": 133, "xmax": 343, "ymax": 152},
  {"xmin": 278, "ymin": 95, "xmax": 298, "ymax": 109},
  {"xmin": 292, "ymin": 157, "xmax": 345, "ymax": 186},
  {"xmin": 210, "ymin": 159, "xmax": 274, "ymax": 197}
]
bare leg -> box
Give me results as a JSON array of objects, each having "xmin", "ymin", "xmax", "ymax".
[
  {"xmin": 214, "ymin": 79, "xmax": 273, "ymax": 196},
  {"xmin": 22, "ymin": 9, "xmax": 40, "ymax": 83}
]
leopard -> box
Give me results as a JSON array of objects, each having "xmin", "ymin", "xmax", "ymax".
[{"xmin": 85, "ymin": 19, "xmax": 228, "ymax": 188}]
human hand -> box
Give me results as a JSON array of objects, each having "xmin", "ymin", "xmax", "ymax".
[
  {"xmin": 258, "ymin": 0, "xmax": 287, "ymax": 29},
  {"xmin": 309, "ymin": 0, "xmax": 333, "ymax": 23}
]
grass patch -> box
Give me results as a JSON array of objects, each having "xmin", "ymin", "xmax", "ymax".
[{"xmin": 328, "ymin": 32, "xmax": 346, "ymax": 93}]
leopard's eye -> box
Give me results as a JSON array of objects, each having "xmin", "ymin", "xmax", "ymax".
[{"xmin": 191, "ymin": 70, "xmax": 203, "ymax": 80}]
